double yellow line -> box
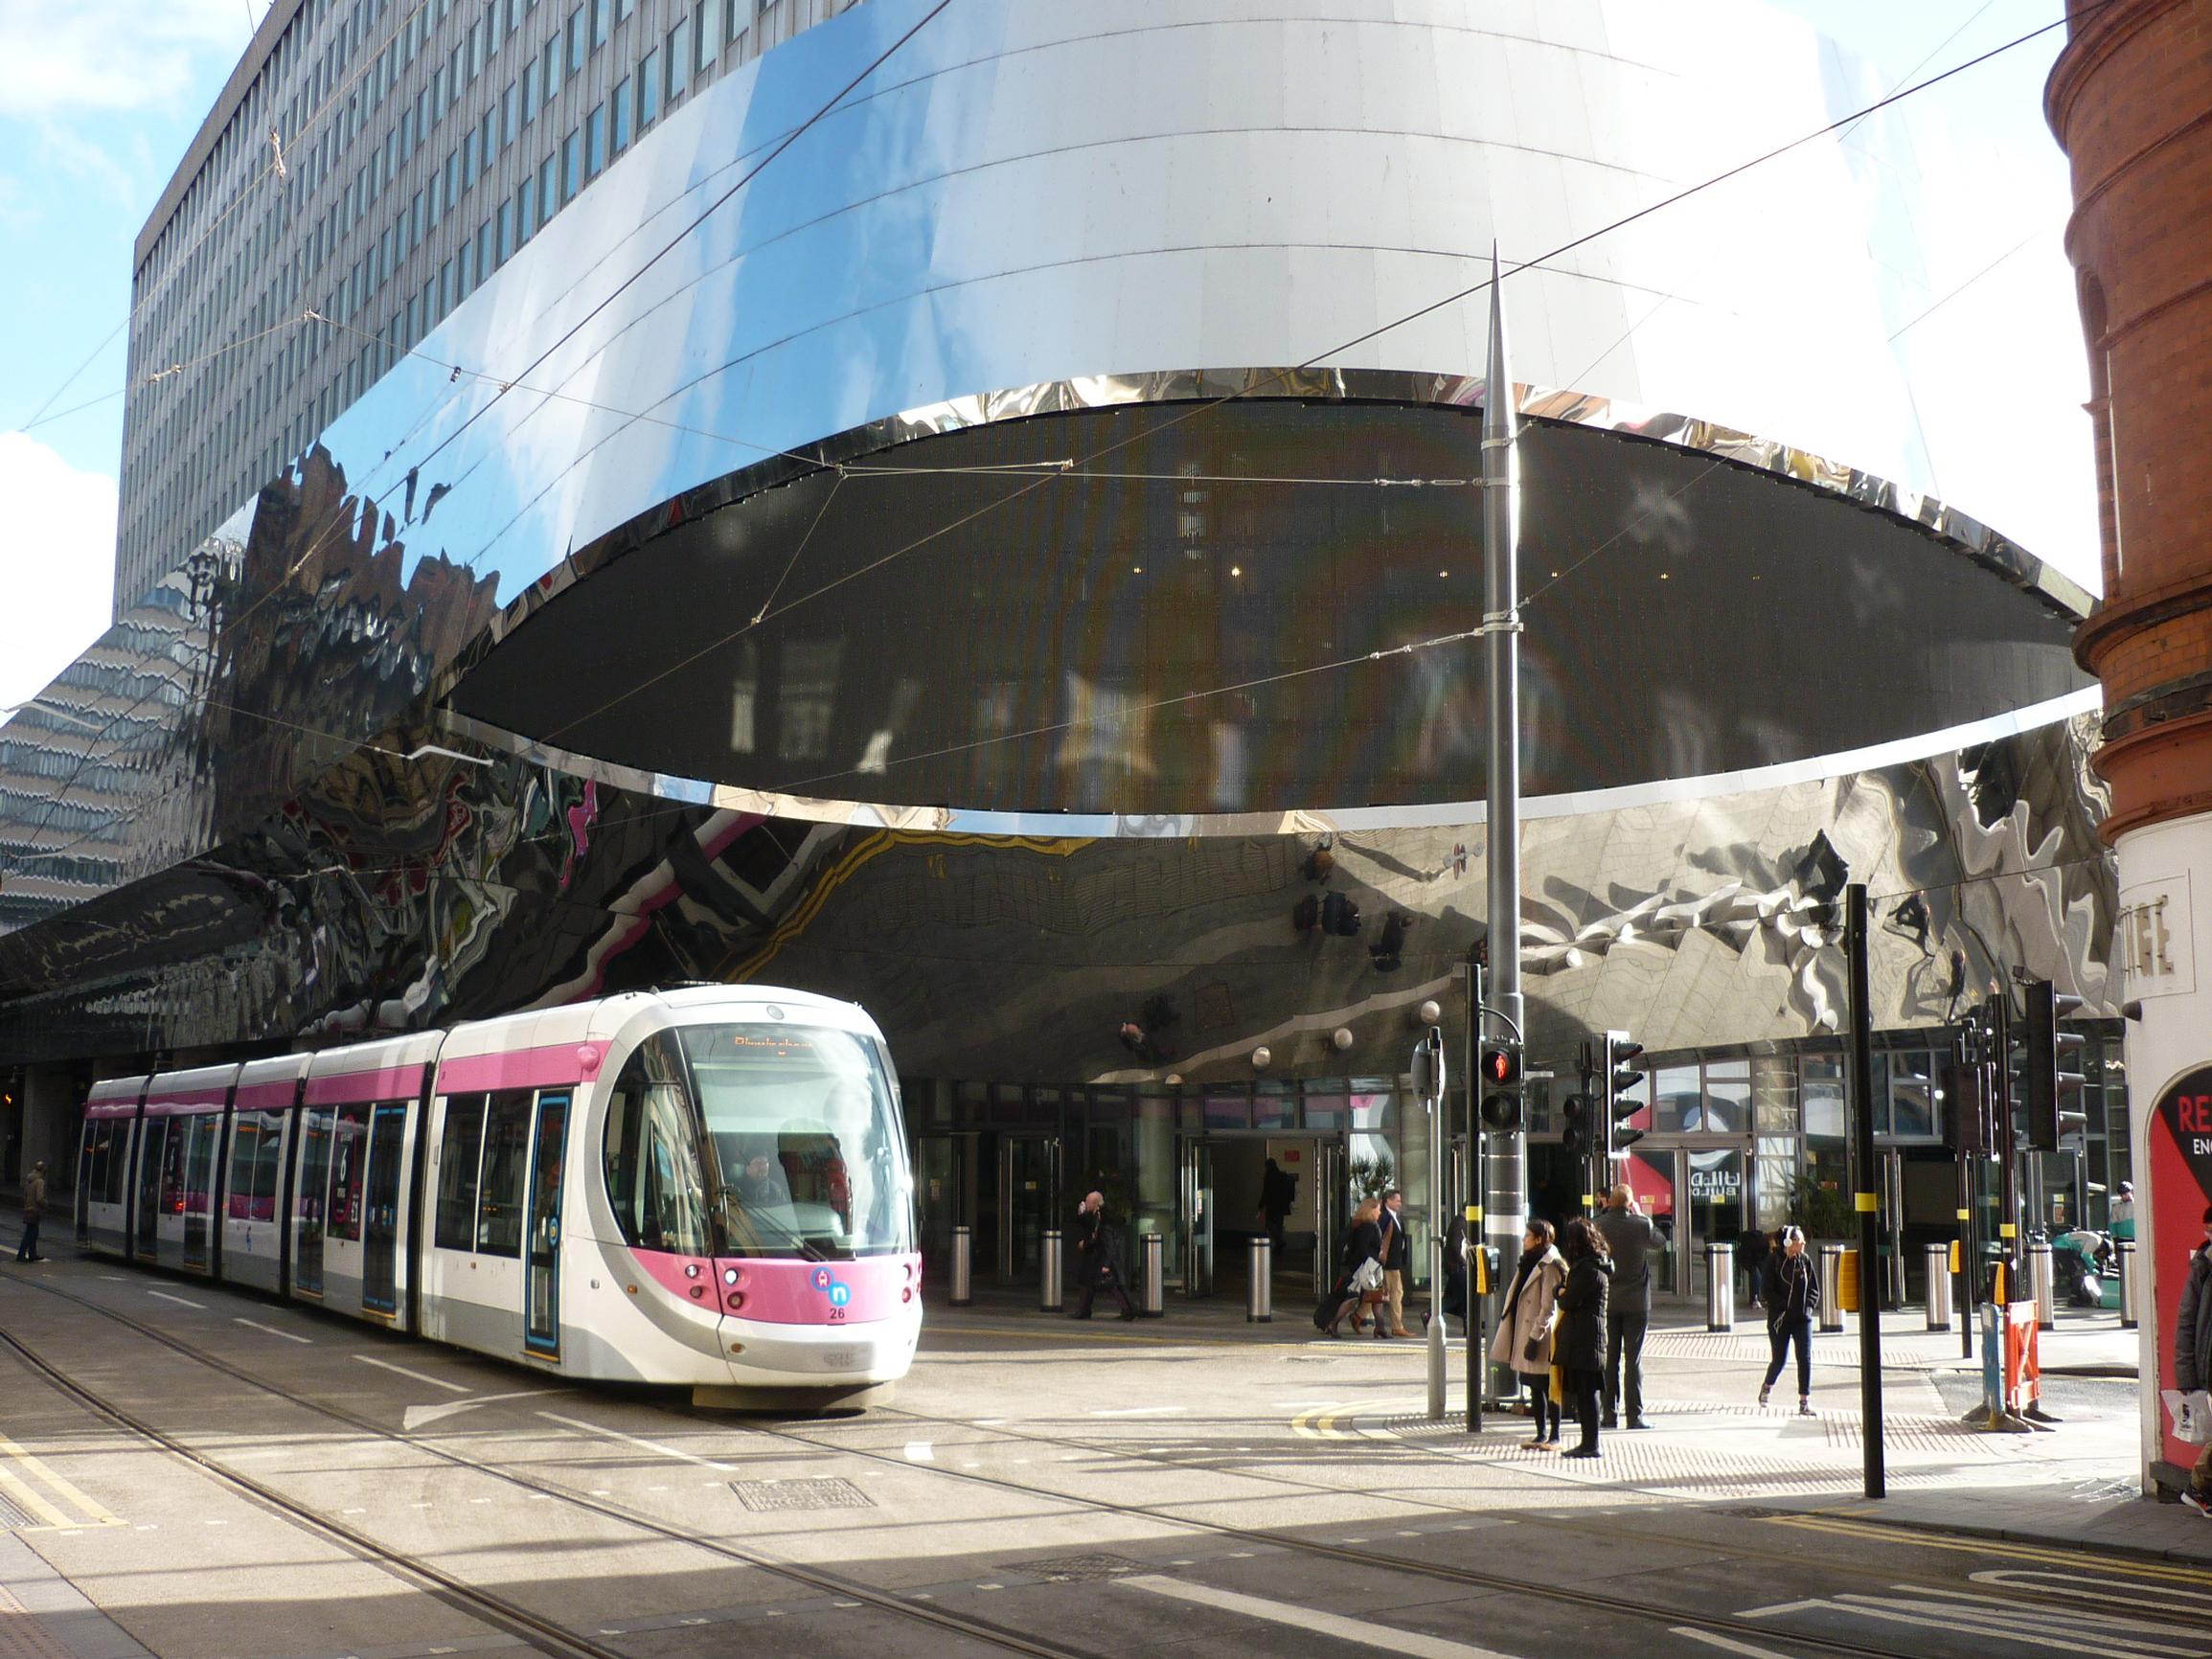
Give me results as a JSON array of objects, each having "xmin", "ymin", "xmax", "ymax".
[{"xmin": 0, "ymin": 1431, "xmax": 123, "ymax": 1532}]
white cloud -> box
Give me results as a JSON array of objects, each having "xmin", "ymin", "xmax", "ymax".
[
  {"xmin": 0, "ymin": 0, "xmax": 251, "ymax": 120},
  {"xmin": 0, "ymin": 434, "xmax": 117, "ymax": 713}
]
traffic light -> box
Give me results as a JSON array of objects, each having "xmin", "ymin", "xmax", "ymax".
[
  {"xmin": 1602, "ymin": 1031, "xmax": 1645, "ymax": 1157},
  {"xmin": 1940, "ymin": 1054, "xmax": 1989, "ymax": 1157},
  {"xmin": 1479, "ymin": 1036, "xmax": 1525, "ymax": 1133},
  {"xmin": 1561, "ymin": 1087, "xmax": 1593, "ymax": 1158},
  {"xmin": 2019, "ymin": 979, "xmax": 2087, "ymax": 1150}
]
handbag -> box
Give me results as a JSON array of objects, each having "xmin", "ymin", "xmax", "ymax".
[
  {"xmin": 2164, "ymin": 1389, "xmax": 2212, "ymax": 1446},
  {"xmin": 1350, "ymin": 1258, "xmax": 1384, "ymax": 1295}
]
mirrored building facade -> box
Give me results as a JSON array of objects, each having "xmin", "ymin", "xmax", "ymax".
[{"xmin": 3, "ymin": 0, "xmax": 2116, "ymax": 1306}]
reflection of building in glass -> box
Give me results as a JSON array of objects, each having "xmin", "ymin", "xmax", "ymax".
[{"xmin": 0, "ymin": 1, "xmax": 2119, "ymax": 1301}]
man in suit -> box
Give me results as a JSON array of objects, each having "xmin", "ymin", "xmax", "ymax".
[
  {"xmin": 1375, "ymin": 1189, "xmax": 1414, "ymax": 1338},
  {"xmin": 1594, "ymin": 1183, "xmax": 1664, "ymax": 1427},
  {"xmin": 1071, "ymin": 1191, "xmax": 1136, "ymax": 1320}
]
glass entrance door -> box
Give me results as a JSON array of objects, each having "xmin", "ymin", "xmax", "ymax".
[
  {"xmin": 1312, "ymin": 1137, "xmax": 1347, "ymax": 1284},
  {"xmin": 1684, "ymin": 1146, "xmax": 1750, "ymax": 1303},
  {"xmin": 362, "ymin": 1103, "xmax": 407, "ymax": 1315},
  {"xmin": 525, "ymin": 1092, "xmax": 569, "ymax": 1355},
  {"xmin": 994, "ymin": 1133, "xmax": 1059, "ymax": 1282},
  {"xmin": 914, "ymin": 1132, "xmax": 971, "ymax": 1263},
  {"xmin": 1177, "ymin": 1139, "xmax": 1216, "ymax": 1296}
]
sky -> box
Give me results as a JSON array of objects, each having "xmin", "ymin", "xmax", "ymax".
[{"xmin": 0, "ymin": 0, "xmax": 2084, "ymax": 716}]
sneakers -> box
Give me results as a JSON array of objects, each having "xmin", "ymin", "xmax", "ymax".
[
  {"xmin": 1798, "ymin": 1398, "xmax": 1817, "ymax": 1417},
  {"xmin": 1757, "ymin": 1386, "xmax": 1771, "ymax": 1408},
  {"xmin": 2182, "ymin": 1489, "xmax": 2212, "ymax": 1518}
]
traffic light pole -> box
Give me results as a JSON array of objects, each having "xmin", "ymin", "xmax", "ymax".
[
  {"xmin": 1479, "ymin": 245, "xmax": 1527, "ymax": 1307},
  {"xmin": 1995, "ymin": 994, "xmax": 2018, "ymax": 1305},
  {"xmin": 1845, "ymin": 883, "xmax": 1885, "ymax": 1500},
  {"xmin": 1465, "ymin": 955, "xmax": 1485, "ymax": 1435}
]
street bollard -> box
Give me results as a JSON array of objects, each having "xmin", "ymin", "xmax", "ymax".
[
  {"xmin": 1924, "ymin": 1241, "xmax": 1952, "ymax": 1331},
  {"xmin": 949, "ymin": 1224, "xmax": 973, "ymax": 1307},
  {"xmin": 1817, "ymin": 1243, "xmax": 1845, "ymax": 1333},
  {"xmin": 1140, "ymin": 1230, "xmax": 1165, "ymax": 1317},
  {"xmin": 1039, "ymin": 1229, "xmax": 1063, "ymax": 1312},
  {"xmin": 2028, "ymin": 1240, "xmax": 2055, "ymax": 1332},
  {"xmin": 1704, "ymin": 1243, "xmax": 1734, "ymax": 1332},
  {"xmin": 1247, "ymin": 1236, "xmax": 1272, "ymax": 1323},
  {"xmin": 2117, "ymin": 1239, "xmax": 2138, "ymax": 1329}
]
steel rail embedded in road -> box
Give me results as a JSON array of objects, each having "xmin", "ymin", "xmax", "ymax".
[{"xmin": 0, "ymin": 1273, "xmax": 1101, "ymax": 1659}]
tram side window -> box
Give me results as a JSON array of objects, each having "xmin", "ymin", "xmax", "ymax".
[
  {"xmin": 476, "ymin": 1090, "xmax": 533, "ymax": 1258},
  {"xmin": 227, "ymin": 1118, "xmax": 262, "ymax": 1217},
  {"xmin": 102, "ymin": 1125, "xmax": 128, "ymax": 1204},
  {"xmin": 252, "ymin": 1115, "xmax": 284, "ymax": 1216},
  {"xmin": 436, "ymin": 1095, "xmax": 487, "ymax": 1250},
  {"xmin": 331, "ymin": 1103, "xmax": 372, "ymax": 1241},
  {"xmin": 604, "ymin": 1034, "xmax": 710, "ymax": 1256},
  {"xmin": 82, "ymin": 1122, "xmax": 110, "ymax": 1202}
]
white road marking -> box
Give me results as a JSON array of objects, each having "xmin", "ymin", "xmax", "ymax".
[
  {"xmin": 1744, "ymin": 1588, "xmax": 2201, "ymax": 1657},
  {"xmin": 355, "ymin": 1355, "xmax": 469, "ymax": 1394},
  {"xmin": 1089, "ymin": 1405, "xmax": 1187, "ymax": 1418},
  {"xmin": 1672, "ymin": 1631, "xmax": 1803, "ymax": 1658},
  {"xmin": 99, "ymin": 1275, "xmax": 128, "ymax": 1283},
  {"xmin": 147, "ymin": 1291, "xmax": 205, "ymax": 1309},
  {"xmin": 1969, "ymin": 1569, "xmax": 2212, "ymax": 1616},
  {"xmin": 536, "ymin": 1412, "xmax": 737, "ymax": 1471},
  {"xmin": 1119, "ymin": 1577, "xmax": 1522, "ymax": 1659},
  {"xmin": 234, "ymin": 1318, "xmax": 311, "ymax": 1344},
  {"xmin": 903, "ymin": 1442, "xmax": 935, "ymax": 1463},
  {"xmin": 402, "ymin": 1390, "xmax": 559, "ymax": 1431}
]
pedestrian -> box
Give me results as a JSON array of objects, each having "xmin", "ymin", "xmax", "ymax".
[
  {"xmin": 1313, "ymin": 1197, "xmax": 1384, "ymax": 1336},
  {"xmin": 2175, "ymin": 1203, "xmax": 2212, "ymax": 1515},
  {"xmin": 1554, "ymin": 1217, "xmax": 1612, "ymax": 1458},
  {"xmin": 2112, "ymin": 1180, "xmax": 2136, "ymax": 1242},
  {"xmin": 1490, "ymin": 1219, "xmax": 1565, "ymax": 1448},
  {"xmin": 1070, "ymin": 1191, "xmax": 1136, "ymax": 1320},
  {"xmin": 1758, "ymin": 1224, "xmax": 1820, "ymax": 1414},
  {"xmin": 1374, "ymin": 1189, "xmax": 1414, "ymax": 1338},
  {"xmin": 1258, "ymin": 1157, "xmax": 1297, "ymax": 1256},
  {"xmin": 1593, "ymin": 1182, "xmax": 1662, "ymax": 1429},
  {"xmin": 16, "ymin": 1159, "xmax": 46, "ymax": 1263}
]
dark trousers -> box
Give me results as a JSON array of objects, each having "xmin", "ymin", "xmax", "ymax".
[
  {"xmin": 15, "ymin": 1216, "xmax": 38, "ymax": 1261},
  {"xmin": 1522, "ymin": 1373, "xmax": 1559, "ymax": 1440},
  {"xmin": 1074, "ymin": 1267, "xmax": 1133, "ymax": 1318},
  {"xmin": 1604, "ymin": 1309, "xmax": 1648, "ymax": 1421},
  {"xmin": 1570, "ymin": 1380, "xmax": 1601, "ymax": 1452},
  {"xmin": 1763, "ymin": 1314, "xmax": 1813, "ymax": 1397}
]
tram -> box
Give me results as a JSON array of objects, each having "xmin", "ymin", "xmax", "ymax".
[{"xmin": 74, "ymin": 986, "xmax": 923, "ymax": 1406}]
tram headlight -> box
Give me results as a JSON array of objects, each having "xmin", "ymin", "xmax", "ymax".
[
  {"xmin": 722, "ymin": 1266, "xmax": 740, "ymax": 1285},
  {"xmin": 726, "ymin": 1291, "xmax": 744, "ymax": 1310}
]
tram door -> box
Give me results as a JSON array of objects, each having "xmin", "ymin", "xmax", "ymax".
[
  {"xmin": 524, "ymin": 1092, "xmax": 569, "ymax": 1356},
  {"xmin": 133, "ymin": 1119, "xmax": 166, "ymax": 1259},
  {"xmin": 361, "ymin": 1103, "xmax": 408, "ymax": 1315},
  {"xmin": 181, "ymin": 1115, "xmax": 220, "ymax": 1272},
  {"xmin": 294, "ymin": 1107, "xmax": 333, "ymax": 1297}
]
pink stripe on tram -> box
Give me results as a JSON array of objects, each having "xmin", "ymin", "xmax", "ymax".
[
  {"xmin": 435, "ymin": 1042, "xmax": 604, "ymax": 1096},
  {"xmin": 233, "ymin": 1079, "xmax": 302, "ymax": 1112},
  {"xmin": 84, "ymin": 1102, "xmax": 138, "ymax": 1120},
  {"xmin": 303, "ymin": 1064, "xmax": 425, "ymax": 1107},
  {"xmin": 144, "ymin": 1089, "xmax": 232, "ymax": 1117}
]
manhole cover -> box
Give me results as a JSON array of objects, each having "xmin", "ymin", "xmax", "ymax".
[
  {"xmin": 1003, "ymin": 1554, "xmax": 1149, "ymax": 1582},
  {"xmin": 731, "ymin": 1478, "xmax": 874, "ymax": 1512},
  {"xmin": 0, "ymin": 1490, "xmax": 34, "ymax": 1529}
]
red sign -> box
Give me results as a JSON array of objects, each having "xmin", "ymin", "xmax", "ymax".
[{"xmin": 2151, "ymin": 1066, "xmax": 2212, "ymax": 1469}]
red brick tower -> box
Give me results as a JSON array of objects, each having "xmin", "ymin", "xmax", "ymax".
[{"xmin": 2046, "ymin": 0, "xmax": 2212, "ymax": 1495}]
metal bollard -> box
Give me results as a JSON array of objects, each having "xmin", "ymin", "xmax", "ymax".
[
  {"xmin": 1039, "ymin": 1228, "xmax": 1064, "ymax": 1312},
  {"xmin": 1817, "ymin": 1243, "xmax": 1845, "ymax": 1333},
  {"xmin": 1925, "ymin": 1241, "xmax": 1952, "ymax": 1331},
  {"xmin": 1140, "ymin": 1230, "xmax": 1165, "ymax": 1317},
  {"xmin": 1704, "ymin": 1243, "xmax": 1734, "ymax": 1331},
  {"xmin": 2117, "ymin": 1239, "xmax": 2138, "ymax": 1329},
  {"xmin": 1247, "ymin": 1236, "xmax": 1273, "ymax": 1323},
  {"xmin": 2028, "ymin": 1240, "xmax": 2055, "ymax": 1331},
  {"xmin": 949, "ymin": 1224, "xmax": 973, "ymax": 1307}
]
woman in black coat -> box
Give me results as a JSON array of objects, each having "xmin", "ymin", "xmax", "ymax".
[
  {"xmin": 1313, "ymin": 1198, "xmax": 1385, "ymax": 1336},
  {"xmin": 1758, "ymin": 1224, "xmax": 1820, "ymax": 1413},
  {"xmin": 1554, "ymin": 1216, "xmax": 1614, "ymax": 1458}
]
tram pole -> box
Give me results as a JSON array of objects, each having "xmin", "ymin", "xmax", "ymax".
[{"xmin": 1845, "ymin": 883, "xmax": 1885, "ymax": 1500}]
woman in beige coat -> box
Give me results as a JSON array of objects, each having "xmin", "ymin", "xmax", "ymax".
[{"xmin": 1489, "ymin": 1218, "xmax": 1565, "ymax": 1447}]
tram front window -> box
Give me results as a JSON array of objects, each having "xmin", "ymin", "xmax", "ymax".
[{"xmin": 678, "ymin": 1024, "xmax": 911, "ymax": 1259}]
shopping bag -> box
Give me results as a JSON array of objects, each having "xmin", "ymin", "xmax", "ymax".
[
  {"xmin": 1350, "ymin": 1259, "xmax": 1384, "ymax": 1295},
  {"xmin": 2164, "ymin": 1389, "xmax": 2212, "ymax": 1445}
]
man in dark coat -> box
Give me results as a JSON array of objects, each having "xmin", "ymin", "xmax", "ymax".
[
  {"xmin": 1258, "ymin": 1158, "xmax": 1296, "ymax": 1255},
  {"xmin": 1594, "ymin": 1183, "xmax": 1663, "ymax": 1428},
  {"xmin": 1071, "ymin": 1191, "xmax": 1136, "ymax": 1320},
  {"xmin": 16, "ymin": 1161, "xmax": 46, "ymax": 1262},
  {"xmin": 2178, "ymin": 1203, "xmax": 2212, "ymax": 1514}
]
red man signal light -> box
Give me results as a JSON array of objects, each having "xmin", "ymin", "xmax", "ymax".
[{"xmin": 1481, "ymin": 1044, "xmax": 1521, "ymax": 1087}]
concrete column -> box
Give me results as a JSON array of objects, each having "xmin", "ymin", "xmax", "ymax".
[
  {"xmin": 19, "ymin": 1065, "xmax": 78, "ymax": 1196},
  {"xmin": 2111, "ymin": 811, "xmax": 2212, "ymax": 1493}
]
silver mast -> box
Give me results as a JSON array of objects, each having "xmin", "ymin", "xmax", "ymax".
[{"xmin": 1480, "ymin": 244, "xmax": 1527, "ymax": 1290}]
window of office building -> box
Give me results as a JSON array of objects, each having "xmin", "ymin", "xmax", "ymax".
[
  {"xmin": 502, "ymin": 78, "xmax": 517, "ymax": 146},
  {"xmin": 567, "ymin": 6, "xmax": 585, "ymax": 69},
  {"xmin": 516, "ymin": 175, "xmax": 535, "ymax": 242},
  {"xmin": 560, "ymin": 127, "xmax": 581, "ymax": 200},
  {"xmin": 639, "ymin": 48, "xmax": 659, "ymax": 127},
  {"xmin": 585, "ymin": 102, "xmax": 605, "ymax": 177},
  {"xmin": 592, "ymin": 0, "xmax": 609, "ymax": 47},
  {"xmin": 539, "ymin": 151, "xmax": 559, "ymax": 220},
  {"xmin": 612, "ymin": 77, "xmax": 631, "ymax": 151},
  {"xmin": 521, "ymin": 57, "xmax": 538, "ymax": 124}
]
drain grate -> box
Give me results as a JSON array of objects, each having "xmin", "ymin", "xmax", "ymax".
[
  {"xmin": 730, "ymin": 1478, "xmax": 873, "ymax": 1512},
  {"xmin": 1002, "ymin": 1554, "xmax": 1150, "ymax": 1582},
  {"xmin": 0, "ymin": 1490, "xmax": 35, "ymax": 1530}
]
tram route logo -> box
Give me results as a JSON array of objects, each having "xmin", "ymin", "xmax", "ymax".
[{"xmin": 810, "ymin": 1265, "xmax": 853, "ymax": 1310}]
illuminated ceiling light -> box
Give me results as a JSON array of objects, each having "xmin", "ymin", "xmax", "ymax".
[
  {"xmin": 1437, "ymin": 569, "xmax": 1449, "ymax": 578},
  {"xmin": 1230, "ymin": 565, "xmax": 1243, "ymax": 577},
  {"xmin": 1132, "ymin": 565, "xmax": 1143, "ymax": 574}
]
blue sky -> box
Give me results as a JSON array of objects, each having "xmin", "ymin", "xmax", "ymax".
[{"xmin": 0, "ymin": 0, "xmax": 2080, "ymax": 713}]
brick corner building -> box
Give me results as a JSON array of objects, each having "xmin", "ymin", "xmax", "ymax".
[{"xmin": 2047, "ymin": 0, "xmax": 2212, "ymax": 1495}]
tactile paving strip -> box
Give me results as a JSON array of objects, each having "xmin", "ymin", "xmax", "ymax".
[
  {"xmin": 730, "ymin": 1477, "xmax": 874, "ymax": 1512},
  {"xmin": 0, "ymin": 1585, "xmax": 76, "ymax": 1659}
]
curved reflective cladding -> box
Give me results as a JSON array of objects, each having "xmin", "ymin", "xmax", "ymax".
[
  {"xmin": 442, "ymin": 396, "xmax": 2088, "ymax": 817},
  {"xmin": 0, "ymin": 703, "xmax": 2115, "ymax": 1079}
]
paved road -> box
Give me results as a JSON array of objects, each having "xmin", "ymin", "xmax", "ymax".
[{"xmin": 0, "ymin": 1253, "xmax": 2199, "ymax": 1659}]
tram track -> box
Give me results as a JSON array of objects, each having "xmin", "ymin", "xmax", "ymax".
[
  {"xmin": 11, "ymin": 1266, "xmax": 2205, "ymax": 1659},
  {"xmin": 0, "ymin": 1273, "xmax": 1099, "ymax": 1659}
]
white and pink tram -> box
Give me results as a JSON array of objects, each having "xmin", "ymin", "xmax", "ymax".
[{"xmin": 74, "ymin": 987, "xmax": 923, "ymax": 1405}]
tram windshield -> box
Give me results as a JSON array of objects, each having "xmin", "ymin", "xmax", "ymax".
[{"xmin": 678, "ymin": 1023, "xmax": 912, "ymax": 1259}]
